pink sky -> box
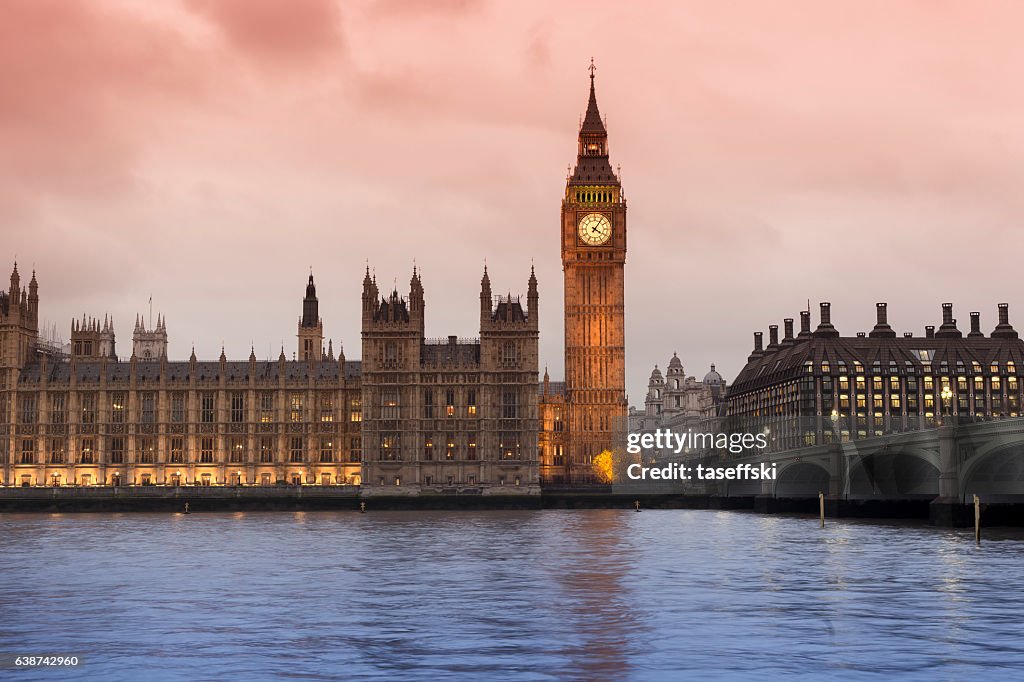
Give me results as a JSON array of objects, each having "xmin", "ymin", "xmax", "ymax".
[{"xmin": 4, "ymin": 0, "xmax": 1024, "ymax": 402}]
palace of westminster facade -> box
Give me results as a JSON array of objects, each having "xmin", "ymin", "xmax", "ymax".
[{"xmin": 0, "ymin": 71, "xmax": 633, "ymax": 493}]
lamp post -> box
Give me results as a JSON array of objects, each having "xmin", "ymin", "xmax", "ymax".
[
  {"xmin": 830, "ymin": 409, "xmax": 850, "ymax": 499},
  {"xmin": 940, "ymin": 385, "xmax": 953, "ymax": 426}
]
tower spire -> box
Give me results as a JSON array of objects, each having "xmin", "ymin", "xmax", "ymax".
[{"xmin": 581, "ymin": 59, "xmax": 605, "ymax": 136}]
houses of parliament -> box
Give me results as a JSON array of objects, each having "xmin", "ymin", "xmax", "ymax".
[{"xmin": 0, "ymin": 70, "xmax": 628, "ymax": 493}]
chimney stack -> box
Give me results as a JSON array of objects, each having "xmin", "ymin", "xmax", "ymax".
[
  {"xmin": 798, "ymin": 310, "xmax": 812, "ymax": 338},
  {"xmin": 869, "ymin": 302, "xmax": 896, "ymax": 338},
  {"xmin": 748, "ymin": 331, "xmax": 764, "ymax": 362},
  {"xmin": 782, "ymin": 318, "xmax": 794, "ymax": 345},
  {"xmin": 968, "ymin": 312, "xmax": 983, "ymax": 338},
  {"xmin": 992, "ymin": 303, "xmax": 1019, "ymax": 339},
  {"xmin": 936, "ymin": 302, "xmax": 962, "ymax": 338},
  {"xmin": 813, "ymin": 302, "xmax": 839, "ymax": 338},
  {"xmin": 925, "ymin": 325, "xmax": 935, "ymax": 339},
  {"xmin": 768, "ymin": 325, "xmax": 779, "ymax": 348}
]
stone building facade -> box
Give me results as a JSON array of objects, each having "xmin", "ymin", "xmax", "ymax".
[
  {"xmin": 1, "ymin": 267, "xmax": 363, "ymax": 488},
  {"xmin": 359, "ymin": 267, "xmax": 540, "ymax": 494},
  {"xmin": 2, "ymin": 67, "xmax": 625, "ymax": 492},
  {"xmin": 628, "ymin": 354, "xmax": 726, "ymax": 435}
]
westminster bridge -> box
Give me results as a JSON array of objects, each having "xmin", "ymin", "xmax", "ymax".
[{"xmin": 715, "ymin": 416, "xmax": 1024, "ymax": 523}]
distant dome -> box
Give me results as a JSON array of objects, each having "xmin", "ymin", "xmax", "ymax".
[
  {"xmin": 648, "ymin": 365, "xmax": 664, "ymax": 383},
  {"xmin": 703, "ymin": 363, "xmax": 724, "ymax": 386}
]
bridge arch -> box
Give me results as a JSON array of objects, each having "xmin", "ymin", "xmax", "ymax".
[
  {"xmin": 774, "ymin": 461, "xmax": 830, "ymax": 498},
  {"xmin": 960, "ymin": 441, "xmax": 1024, "ymax": 501},
  {"xmin": 847, "ymin": 448, "xmax": 938, "ymax": 498}
]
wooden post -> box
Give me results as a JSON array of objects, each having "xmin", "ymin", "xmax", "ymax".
[
  {"xmin": 819, "ymin": 491, "xmax": 825, "ymax": 528},
  {"xmin": 974, "ymin": 494, "xmax": 981, "ymax": 545},
  {"xmin": 360, "ymin": 501, "xmax": 367, "ymax": 514},
  {"xmin": 634, "ymin": 500, "xmax": 641, "ymax": 512}
]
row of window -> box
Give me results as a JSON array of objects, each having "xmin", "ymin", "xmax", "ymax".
[
  {"xmin": 9, "ymin": 436, "xmax": 362, "ymax": 465},
  {"xmin": 807, "ymin": 359, "xmax": 1018, "ymax": 376},
  {"xmin": 732, "ymin": 374, "xmax": 1022, "ymax": 416},
  {"xmin": 378, "ymin": 432, "xmax": 525, "ymax": 461},
  {"xmin": 381, "ymin": 389, "xmax": 521, "ymax": 419},
  {"xmin": 381, "ymin": 474, "xmax": 523, "ymax": 487},
  {"xmin": 6, "ymin": 392, "xmax": 364, "ymax": 425}
]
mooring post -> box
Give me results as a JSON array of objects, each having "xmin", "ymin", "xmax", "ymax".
[
  {"xmin": 819, "ymin": 491, "xmax": 825, "ymax": 528},
  {"xmin": 634, "ymin": 500, "xmax": 640, "ymax": 512},
  {"xmin": 360, "ymin": 501, "xmax": 366, "ymax": 514},
  {"xmin": 974, "ymin": 494, "xmax": 981, "ymax": 545}
]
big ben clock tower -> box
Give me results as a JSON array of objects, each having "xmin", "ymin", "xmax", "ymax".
[{"xmin": 562, "ymin": 63, "xmax": 627, "ymax": 482}]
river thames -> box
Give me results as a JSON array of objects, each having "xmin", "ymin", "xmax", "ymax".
[{"xmin": 1, "ymin": 509, "xmax": 1022, "ymax": 681}]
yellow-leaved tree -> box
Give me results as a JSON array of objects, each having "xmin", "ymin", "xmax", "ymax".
[{"xmin": 593, "ymin": 449, "xmax": 615, "ymax": 484}]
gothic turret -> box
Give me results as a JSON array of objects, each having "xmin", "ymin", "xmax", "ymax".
[
  {"xmin": 527, "ymin": 265, "xmax": 538, "ymax": 325},
  {"xmin": 298, "ymin": 271, "xmax": 324, "ymax": 362},
  {"xmin": 71, "ymin": 314, "xmax": 116, "ymax": 360},
  {"xmin": 480, "ymin": 265, "xmax": 492, "ymax": 327},
  {"xmin": 133, "ymin": 311, "xmax": 167, "ymax": 360}
]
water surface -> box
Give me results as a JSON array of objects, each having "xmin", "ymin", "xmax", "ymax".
[{"xmin": 1, "ymin": 510, "xmax": 1022, "ymax": 681}]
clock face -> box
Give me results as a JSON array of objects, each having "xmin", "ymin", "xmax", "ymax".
[{"xmin": 578, "ymin": 213, "xmax": 612, "ymax": 246}]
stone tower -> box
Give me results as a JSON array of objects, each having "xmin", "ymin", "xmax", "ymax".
[
  {"xmin": 645, "ymin": 366, "xmax": 664, "ymax": 417},
  {"xmin": 72, "ymin": 314, "xmax": 117, "ymax": 360},
  {"xmin": 0, "ymin": 263, "xmax": 39, "ymax": 372},
  {"xmin": 298, "ymin": 272, "xmax": 324, "ymax": 362},
  {"xmin": 132, "ymin": 313, "xmax": 166, "ymax": 360},
  {"xmin": 561, "ymin": 64, "xmax": 627, "ymax": 481}
]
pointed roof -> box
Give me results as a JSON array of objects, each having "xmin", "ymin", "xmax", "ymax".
[
  {"xmin": 581, "ymin": 60, "xmax": 606, "ymax": 135},
  {"xmin": 570, "ymin": 62, "xmax": 618, "ymax": 186}
]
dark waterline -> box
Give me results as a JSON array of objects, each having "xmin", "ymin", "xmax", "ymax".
[{"xmin": 1, "ymin": 510, "xmax": 1022, "ymax": 681}]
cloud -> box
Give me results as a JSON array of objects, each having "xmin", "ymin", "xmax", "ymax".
[
  {"xmin": 185, "ymin": 0, "xmax": 345, "ymax": 65},
  {"xmin": 0, "ymin": 0, "xmax": 209, "ymax": 202}
]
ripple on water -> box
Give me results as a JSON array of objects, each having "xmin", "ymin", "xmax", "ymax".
[{"xmin": 1, "ymin": 510, "xmax": 1022, "ymax": 681}]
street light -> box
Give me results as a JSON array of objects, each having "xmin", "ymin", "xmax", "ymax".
[{"xmin": 940, "ymin": 385, "xmax": 953, "ymax": 425}]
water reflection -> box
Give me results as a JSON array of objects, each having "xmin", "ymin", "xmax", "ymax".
[
  {"xmin": 545, "ymin": 511, "xmax": 640, "ymax": 680},
  {"xmin": 0, "ymin": 510, "xmax": 1022, "ymax": 681}
]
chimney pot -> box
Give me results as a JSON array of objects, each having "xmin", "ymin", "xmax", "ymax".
[
  {"xmin": 799, "ymin": 311, "xmax": 811, "ymax": 335},
  {"xmin": 942, "ymin": 302, "xmax": 954, "ymax": 325}
]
